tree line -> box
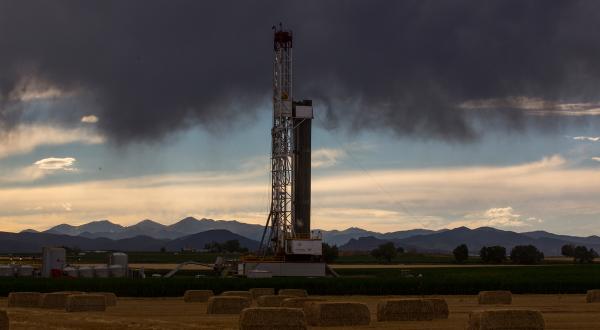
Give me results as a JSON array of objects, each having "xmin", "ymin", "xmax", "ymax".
[
  {"xmin": 452, "ymin": 243, "xmax": 598, "ymax": 264},
  {"xmin": 204, "ymin": 240, "xmax": 249, "ymax": 253},
  {"xmin": 157, "ymin": 239, "xmax": 598, "ymax": 265},
  {"xmin": 453, "ymin": 244, "xmax": 545, "ymax": 264},
  {"xmin": 361, "ymin": 242, "xmax": 598, "ymax": 264},
  {"xmin": 561, "ymin": 244, "xmax": 599, "ymax": 263}
]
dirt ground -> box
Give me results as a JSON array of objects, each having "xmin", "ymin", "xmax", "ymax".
[{"xmin": 2, "ymin": 294, "xmax": 600, "ymax": 329}]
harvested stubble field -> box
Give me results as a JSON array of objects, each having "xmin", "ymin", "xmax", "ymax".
[{"xmin": 2, "ymin": 294, "xmax": 600, "ymax": 329}]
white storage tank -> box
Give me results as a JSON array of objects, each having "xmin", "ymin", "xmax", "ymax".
[
  {"xmin": 64, "ymin": 266, "xmax": 78, "ymax": 277},
  {"xmin": 0, "ymin": 265, "xmax": 14, "ymax": 277},
  {"xmin": 109, "ymin": 253, "xmax": 128, "ymax": 269},
  {"xmin": 109, "ymin": 265, "xmax": 125, "ymax": 278},
  {"xmin": 42, "ymin": 247, "xmax": 66, "ymax": 278},
  {"xmin": 17, "ymin": 265, "xmax": 34, "ymax": 277},
  {"xmin": 93, "ymin": 265, "xmax": 109, "ymax": 278},
  {"xmin": 78, "ymin": 266, "xmax": 94, "ymax": 278}
]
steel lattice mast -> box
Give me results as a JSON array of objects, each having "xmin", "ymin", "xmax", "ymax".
[{"xmin": 261, "ymin": 26, "xmax": 294, "ymax": 255}]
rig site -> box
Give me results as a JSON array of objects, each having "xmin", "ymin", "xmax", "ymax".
[{"xmin": 2, "ymin": 2, "xmax": 600, "ymax": 329}]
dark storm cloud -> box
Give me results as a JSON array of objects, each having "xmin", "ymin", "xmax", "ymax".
[{"xmin": 1, "ymin": 0, "xmax": 600, "ymax": 142}]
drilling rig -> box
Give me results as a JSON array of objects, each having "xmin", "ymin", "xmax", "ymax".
[{"xmin": 238, "ymin": 25, "xmax": 325, "ymax": 277}]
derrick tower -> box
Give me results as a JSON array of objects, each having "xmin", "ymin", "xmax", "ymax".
[{"xmin": 260, "ymin": 25, "xmax": 320, "ymax": 259}]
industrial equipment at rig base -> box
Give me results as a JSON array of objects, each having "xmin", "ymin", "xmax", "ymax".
[{"xmin": 239, "ymin": 25, "xmax": 325, "ymax": 277}]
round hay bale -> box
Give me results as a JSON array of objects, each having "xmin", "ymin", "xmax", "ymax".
[
  {"xmin": 281, "ymin": 297, "xmax": 326, "ymax": 309},
  {"xmin": 40, "ymin": 292, "xmax": 77, "ymax": 309},
  {"xmin": 66, "ymin": 294, "xmax": 107, "ymax": 312},
  {"xmin": 467, "ymin": 309, "xmax": 545, "ymax": 330},
  {"xmin": 249, "ymin": 288, "xmax": 275, "ymax": 299},
  {"xmin": 221, "ymin": 291, "xmax": 253, "ymax": 300},
  {"xmin": 306, "ymin": 302, "xmax": 370, "ymax": 326},
  {"xmin": 8, "ymin": 292, "xmax": 42, "ymax": 308},
  {"xmin": 478, "ymin": 291, "xmax": 512, "ymax": 305},
  {"xmin": 257, "ymin": 295, "xmax": 294, "ymax": 307},
  {"xmin": 239, "ymin": 307, "xmax": 307, "ymax": 330},
  {"xmin": 586, "ymin": 289, "xmax": 600, "ymax": 303},
  {"xmin": 0, "ymin": 310, "xmax": 8, "ymax": 330},
  {"xmin": 424, "ymin": 298, "xmax": 449, "ymax": 319},
  {"xmin": 184, "ymin": 290, "xmax": 214, "ymax": 303},
  {"xmin": 377, "ymin": 298, "xmax": 434, "ymax": 322},
  {"xmin": 207, "ymin": 296, "xmax": 252, "ymax": 314},
  {"xmin": 278, "ymin": 289, "xmax": 308, "ymax": 297}
]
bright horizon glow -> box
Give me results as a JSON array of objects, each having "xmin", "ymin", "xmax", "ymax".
[{"xmin": 2, "ymin": 153, "xmax": 600, "ymax": 236}]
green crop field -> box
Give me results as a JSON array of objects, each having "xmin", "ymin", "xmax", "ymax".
[{"xmin": 1, "ymin": 264, "xmax": 599, "ymax": 297}]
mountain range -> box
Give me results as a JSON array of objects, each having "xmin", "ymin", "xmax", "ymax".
[
  {"xmin": 25, "ymin": 217, "xmax": 444, "ymax": 245},
  {"xmin": 340, "ymin": 226, "xmax": 600, "ymax": 256},
  {"xmin": 11, "ymin": 218, "xmax": 600, "ymax": 256},
  {"xmin": 321, "ymin": 228, "xmax": 444, "ymax": 246},
  {"xmin": 40, "ymin": 217, "xmax": 265, "ymax": 241},
  {"xmin": 0, "ymin": 229, "xmax": 257, "ymax": 254}
]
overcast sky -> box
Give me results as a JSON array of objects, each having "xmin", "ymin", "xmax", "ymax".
[{"xmin": 1, "ymin": 1, "xmax": 600, "ymax": 235}]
